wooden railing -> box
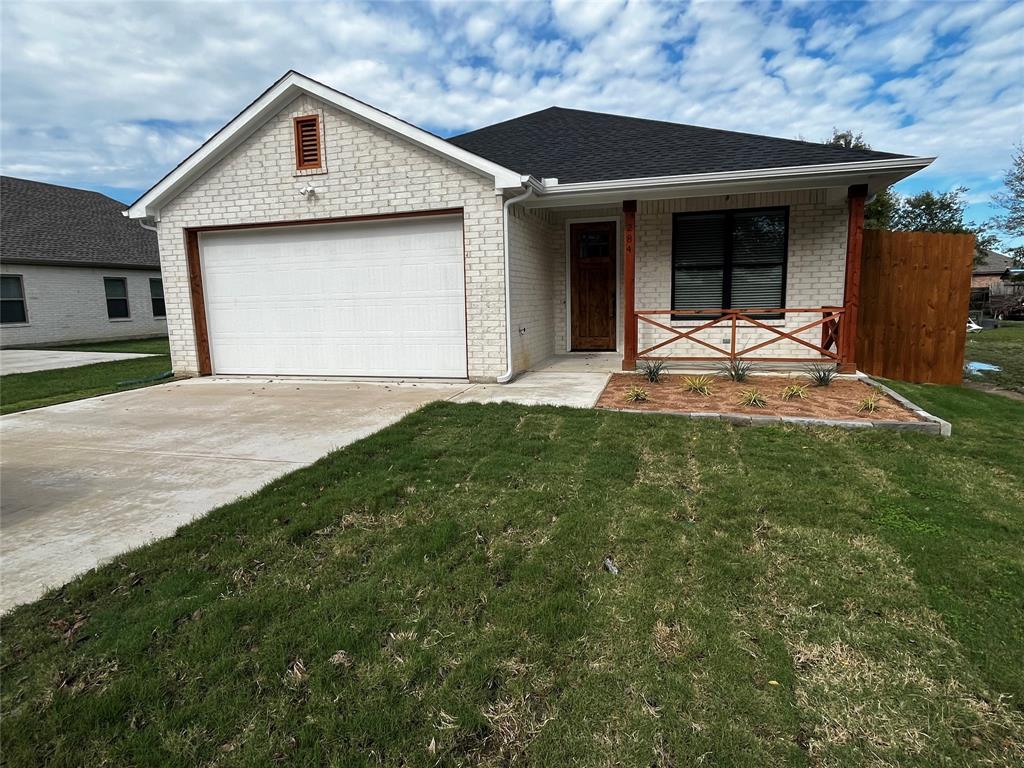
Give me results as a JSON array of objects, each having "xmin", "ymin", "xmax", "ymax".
[{"xmin": 632, "ymin": 306, "xmax": 846, "ymax": 364}]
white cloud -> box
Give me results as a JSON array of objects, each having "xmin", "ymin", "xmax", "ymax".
[{"xmin": 0, "ymin": 0, "xmax": 1020, "ymax": 218}]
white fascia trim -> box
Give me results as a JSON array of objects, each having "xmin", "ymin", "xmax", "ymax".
[
  {"xmin": 532, "ymin": 156, "xmax": 935, "ymax": 197},
  {"xmin": 127, "ymin": 72, "xmax": 523, "ymax": 218}
]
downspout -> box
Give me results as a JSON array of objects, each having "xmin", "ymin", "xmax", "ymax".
[{"xmin": 497, "ymin": 183, "xmax": 535, "ymax": 383}]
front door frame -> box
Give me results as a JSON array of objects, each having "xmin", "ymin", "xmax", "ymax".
[{"xmin": 564, "ymin": 216, "xmax": 622, "ymax": 353}]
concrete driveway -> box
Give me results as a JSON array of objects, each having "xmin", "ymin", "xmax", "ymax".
[
  {"xmin": 0, "ymin": 378, "xmax": 463, "ymax": 610},
  {"xmin": 0, "ymin": 363, "xmax": 612, "ymax": 611},
  {"xmin": 1, "ymin": 349, "xmax": 156, "ymax": 374}
]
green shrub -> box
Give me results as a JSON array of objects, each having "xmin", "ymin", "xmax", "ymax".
[
  {"xmin": 806, "ymin": 363, "xmax": 837, "ymax": 387},
  {"xmin": 640, "ymin": 359, "xmax": 666, "ymax": 383},
  {"xmin": 624, "ymin": 385, "xmax": 650, "ymax": 403},
  {"xmin": 682, "ymin": 375, "xmax": 714, "ymax": 396},
  {"xmin": 718, "ymin": 360, "xmax": 753, "ymax": 382},
  {"xmin": 738, "ymin": 388, "xmax": 767, "ymax": 408},
  {"xmin": 780, "ymin": 384, "xmax": 808, "ymax": 401}
]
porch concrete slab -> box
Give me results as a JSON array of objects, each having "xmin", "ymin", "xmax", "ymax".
[
  {"xmin": 0, "ymin": 349, "xmax": 156, "ymax": 374},
  {"xmin": 529, "ymin": 352, "xmax": 623, "ymax": 373},
  {"xmin": 0, "ymin": 377, "xmax": 464, "ymax": 611},
  {"xmin": 453, "ymin": 368, "xmax": 611, "ymax": 408}
]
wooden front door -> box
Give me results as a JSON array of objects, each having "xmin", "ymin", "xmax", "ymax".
[{"xmin": 570, "ymin": 221, "xmax": 617, "ymax": 350}]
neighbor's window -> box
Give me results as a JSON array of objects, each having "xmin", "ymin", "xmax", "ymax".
[
  {"xmin": 293, "ymin": 115, "xmax": 321, "ymax": 170},
  {"xmin": 150, "ymin": 278, "xmax": 165, "ymax": 318},
  {"xmin": 104, "ymin": 277, "xmax": 130, "ymax": 319},
  {"xmin": 1, "ymin": 274, "xmax": 27, "ymax": 324},
  {"xmin": 671, "ymin": 207, "xmax": 788, "ymax": 319}
]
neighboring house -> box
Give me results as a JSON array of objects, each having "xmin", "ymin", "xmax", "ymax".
[
  {"xmin": 126, "ymin": 71, "xmax": 932, "ymax": 381},
  {"xmin": 1, "ymin": 176, "xmax": 166, "ymax": 347},
  {"xmin": 972, "ymin": 249, "xmax": 1013, "ymax": 289}
]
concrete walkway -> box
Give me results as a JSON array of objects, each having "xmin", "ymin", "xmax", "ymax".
[
  {"xmin": 0, "ymin": 364, "xmax": 613, "ymax": 611},
  {"xmin": 0, "ymin": 349, "xmax": 156, "ymax": 374}
]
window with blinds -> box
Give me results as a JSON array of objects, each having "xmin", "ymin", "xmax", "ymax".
[
  {"xmin": 672, "ymin": 207, "xmax": 788, "ymax": 319},
  {"xmin": 293, "ymin": 115, "xmax": 322, "ymax": 170}
]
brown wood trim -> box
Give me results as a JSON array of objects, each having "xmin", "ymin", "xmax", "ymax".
[
  {"xmin": 622, "ymin": 200, "xmax": 637, "ymax": 370},
  {"xmin": 187, "ymin": 207, "xmax": 464, "ymax": 234},
  {"xmin": 840, "ymin": 184, "xmax": 867, "ymax": 373},
  {"xmin": 184, "ymin": 229, "xmax": 212, "ymax": 375},
  {"xmin": 293, "ymin": 115, "xmax": 322, "ymax": 170}
]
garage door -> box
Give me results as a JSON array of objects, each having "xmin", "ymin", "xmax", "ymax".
[{"xmin": 199, "ymin": 215, "xmax": 467, "ymax": 377}]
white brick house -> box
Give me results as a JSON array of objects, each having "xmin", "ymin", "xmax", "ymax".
[
  {"xmin": 128, "ymin": 71, "xmax": 932, "ymax": 381},
  {"xmin": 1, "ymin": 177, "xmax": 166, "ymax": 346}
]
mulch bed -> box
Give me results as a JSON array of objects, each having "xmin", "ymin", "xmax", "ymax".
[{"xmin": 596, "ymin": 373, "xmax": 924, "ymax": 422}]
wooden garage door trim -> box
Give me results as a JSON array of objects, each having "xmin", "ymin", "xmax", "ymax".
[{"xmin": 184, "ymin": 207, "xmax": 466, "ymax": 377}]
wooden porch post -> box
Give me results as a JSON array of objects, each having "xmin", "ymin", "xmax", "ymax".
[
  {"xmin": 623, "ymin": 199, "xmax": 637, "ymax": 370},
  {"xmin": 839, "ymin": 184, "xmax": 867, "ymax": 373}
]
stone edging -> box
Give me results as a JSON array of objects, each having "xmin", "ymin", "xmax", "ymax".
[{"xmin": 855, "ymin": 374, "xmax": 952, "ymax": 436}]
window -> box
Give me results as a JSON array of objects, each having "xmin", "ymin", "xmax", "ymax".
[
  {"xmin": 1, "ymin": 274, "xmax": 27, "ymax": 324},
  {"xmin": 150, "ymin": 278, "xmax": 166, "ymax": 318},
  {"xmin": 671, "ymin": 207, "xmax": 788, "ymax": 319},
  {"xmin": 104, "ymin": 277, "xmax": 130, "ymax": 319},
  {"xmin": 293, "ymin": 115, "xmax": 321, "ymax": 170}
]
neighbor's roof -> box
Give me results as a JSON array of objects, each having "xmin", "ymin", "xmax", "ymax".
[
  {"xmin": 973, "ymin": 249, "xmax": 1014, "ymax": 275},
  {"xmin": 448, "ymin": 107, "xmax": 911, "ymax": 184},
  {"xmin": 1, "ymin": 176, "xmax": 159, "ymax": 269}
]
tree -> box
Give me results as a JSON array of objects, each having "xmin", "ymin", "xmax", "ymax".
[
  {"xmin": 825, "ymin": 127, "xmax": 871, "ymax": 150},
  {"xmin": 987, "ymin": 143, "xmax": 1024, "ymax": 266},
  {"xmin": 865, "ymin": 187, "xmax": 897, "ymax": 230}
]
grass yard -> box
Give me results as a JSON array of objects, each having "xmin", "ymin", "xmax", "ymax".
[
  {"xmin": 965, "ymin": 324, "xmax": 1024, "ymax": 392},
  {"xmin": 1, "ymin": 337, "xmax": 172, "ymax": 415},
  {"xmin": 1, "ymin": 384, "xmax": 1022, "ymax": 766}
]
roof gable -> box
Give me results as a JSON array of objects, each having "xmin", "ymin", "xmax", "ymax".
[
  {"xmin": 127, "ymin": 71, "xmax": 523, "ymax": 218},
  {"xmin": 1, "ymin": 176, "xmax": 158, "ymax": 269},
  {"xmin": 448, "ymin": 106, "xmax": 916, "ymax": 184}
]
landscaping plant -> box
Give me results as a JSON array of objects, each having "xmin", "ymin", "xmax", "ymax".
[
  {"xmin": 857, "ymin": 390, "xmax": 884, "ymax": 413},
  {"xmin": 806, "ymin": 363, "xmax": 838, "ymax": 387},
  {"xmin": 624, "ymin": 385, "xmax": 650, "ymax": 403},
  {"xmin": 718, "ymin": 359, "xmax": 753, "ymax": 382},
  {"xmin": 780, "ymin": 383, "xmax": 808, "ymax": 401},
  {"xmin": 640, "ymin": 359, "xmax": 666, "ymax": 383},
  {"xmin": 738, "ymin": 388, "xmax": 768, "ymax": 407},
  {"xmin": 681, "ymin": 375, "xmax": 714, "ymax": 396}
]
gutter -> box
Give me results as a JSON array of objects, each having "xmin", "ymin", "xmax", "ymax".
[{"xmin": 497, "ymin": 181, "xmax": 535, "ymax": 384}]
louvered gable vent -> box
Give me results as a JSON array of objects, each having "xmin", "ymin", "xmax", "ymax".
[{"xmin": 294, "ymin": 115, "xmax": 321, "ymax": 170}]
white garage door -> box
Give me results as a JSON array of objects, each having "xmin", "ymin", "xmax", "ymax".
[{"xmin": 199, "ymin": 215, "xmax": 467, "ymax": 377}]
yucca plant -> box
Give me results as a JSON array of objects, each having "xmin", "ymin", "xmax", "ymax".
[
  {"xmin": 857, "ymin": 391, "xmax": 883, "ymax": 413},
  {"xmin": 682, "ymin": 375, "xmax": 714, "ymax": 396},
  {"xmin": 640, "ymin": 359, "xmax": 666, "ymax": 383},
  {"xmin": 624, "ymin": 385, "xmax": 650, "ymax": 403},
  {"xmin": 780, "ymin": 383, "xmax": 808, "ymax": 401},
  {"xmin": 806, "ymin": 363, "xmax": 837, "ymax": 387},
  {"xmin": 718, "ymin": 359, "xmax": 753, "ymax": 382},
  {"xmin": 738, "ymin": 388, "xmax": 768, "ymax": 408}
]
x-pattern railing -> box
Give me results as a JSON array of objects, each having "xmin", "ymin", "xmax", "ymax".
[{"xmin": 634, "ymin": 307, "xmax": 845, "ymax": 363}]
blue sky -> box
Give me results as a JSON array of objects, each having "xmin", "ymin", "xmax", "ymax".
[{"xmin": 1, "ymin": 0, "xmax": 1021, "ymax": 239}]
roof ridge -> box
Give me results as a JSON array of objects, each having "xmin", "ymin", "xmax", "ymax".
[{"xmin": 1, "ymin": 175, "xmax": 126, "ymax": 206}]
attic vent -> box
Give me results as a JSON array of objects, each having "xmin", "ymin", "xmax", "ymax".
[{"xmin": 293, "ymin": 115, "xmax": 322, "ymax": 170}]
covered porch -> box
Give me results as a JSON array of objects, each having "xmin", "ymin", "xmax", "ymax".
[{"xmin": 506, "ymin": 184, "xmax": 868, "ymax": 377}]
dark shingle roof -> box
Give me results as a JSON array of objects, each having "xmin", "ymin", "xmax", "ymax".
[
  {"xmin": 447, "ymin": 107, "xmax": 910, "ymax": 184},
  {"xmin": 974, "ymin": 249, "xmax": 1013, "ymax": 275},
  {"xmin": 1, "ymin": 176, "xmax": 159, "ymax": 269}
]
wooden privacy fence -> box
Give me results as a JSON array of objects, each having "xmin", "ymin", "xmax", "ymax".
[{"xmin": 856, "ymin": 229, "xmax": 975, "ymax": 385}]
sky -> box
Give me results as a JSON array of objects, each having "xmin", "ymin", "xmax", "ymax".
[{"xmin": 1, "ymin": 0, "xmax": 1022, "ymax": 237}]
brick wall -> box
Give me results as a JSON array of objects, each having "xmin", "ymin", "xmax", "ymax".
[
  {"xmin": 507, "ymin": 206, "xmax": 559, "ymax": 372},
  {"xmin": 155, "ymin": 93, "xmax": 506, "ymax": 380},
  {"xmin": 0, "ymin": 263, "xmax": 166, "ymax": 346}
]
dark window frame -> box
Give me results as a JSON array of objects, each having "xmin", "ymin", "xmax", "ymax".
[
  {"xmin": 149, "ymin": 277, "xmax": 166, "ymax": 318},
  {"xmin": 104, "ymin": 276, "xmax": 131, "ymax": 320},
  {"xmin": 1, "ymin": 274, "xmax": 28, "ymax": 325},
  {"xmin": 293, "ymin": 114, "xmax": 322, "ymax": 170},
  {"xmin": 670, "ymin": 206, "xmax": 789, "ymax": 321}
]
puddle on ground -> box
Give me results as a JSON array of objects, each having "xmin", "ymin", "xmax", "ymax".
[{"xmin": 965, "ymin": 361, "xmax": 1002, "ymax": 375}]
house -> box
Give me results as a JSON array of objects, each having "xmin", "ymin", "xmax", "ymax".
[
  {"xmin": 126, "ymin": 71, "xmax": 932, "ymax": 381},
  {"xmin": 1, "ymin": 176, "xmax": 166, "ymax": 346},
  {"xmin": 972, "ymin": 249, "xmax": 1013, "ymax": 289}
]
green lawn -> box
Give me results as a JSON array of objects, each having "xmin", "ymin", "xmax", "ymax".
[
  {"xmin": 1, "ymin": 337, "xmax": 172, "ymax": 415},
  {"xmin": 2, "ymin": 386, "xmax": 1022, "ymax": 766},
  {"xmin": 965, "ymin": 324, "xmax": 1024, "ymax": 392}
]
